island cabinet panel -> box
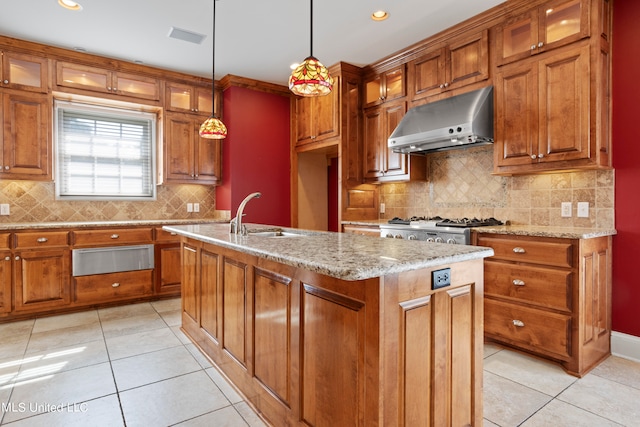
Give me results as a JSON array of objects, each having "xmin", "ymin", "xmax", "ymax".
[
  {"xmin": 179, "ymin": 236, "xmax": 485, "ymax": 426},
  {"xmin": 254, "ymin": 268, "xmax": 291, "ymax": 406},
  {"xmin": 222, "ymin": 258, "xmax": 249, "ymax": 366}
]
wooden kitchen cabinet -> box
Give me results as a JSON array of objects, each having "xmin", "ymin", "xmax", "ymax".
[
  {"xmin": 408, "ymin": 29, "xmax": 489, "ymax": 103},
  {"xmin": 1, "ymin": 51, "xmax": 49, "ymax": 93},
  {"xmin": 363, "ymin": 65, "xmax": 405, "ymax": 108},
  {"xmin": 75, "ymin": 269, "xmax": 154, "ymax": 304},
  {"xmin": 476, "ymin": 232, "xmax": 612, "ymax": 376},
  {"xmin": 72, "ymin": 227, "xmax": 153, "ymax": 247},
  {"xmin": 13, "ymin": 248, "xmax": 71, "ymax": 313},
  {"xmin": 0, "ymin": 233, "xmax": 10, "ymax": 314},
  {"xmin": 165, "ymin": 81, "xmax": 216, "ymax": 116},
  {"xmin": 495, "ymin": 0, "xmax": 589, "ymax": 66},
  {"xmin": 163, "ymin": 113, "xmax": 222, "ymax": 184},
  {"xmin": 154, "ymin": 227, "xmax": 182, "ymax": 295},
  {"xmin": 56, "ymin": 61, "xmax": 160, "ymax": 101},
  {"xmin": 0, "ymin": 91, "xmax": 51, "ymax": 180},
  {"xmin": 293, "ymin": 80, "xmax": 339, "ymax": 148},
  {"xmin": 363, "ymin": 101, "xmax": 426, "ymax": 183}
]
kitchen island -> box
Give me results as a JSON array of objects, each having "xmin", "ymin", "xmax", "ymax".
[{"xmin": 163, "ymin": 223, "xmax": 494, "ymax": 426}]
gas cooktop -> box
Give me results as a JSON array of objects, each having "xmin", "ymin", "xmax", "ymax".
[{"xmin": 387, "ymin": 216, "xmax": 503, "ymax": 228}]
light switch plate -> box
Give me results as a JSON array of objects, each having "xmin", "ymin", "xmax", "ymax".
[
  {"xmin": 0, "ymin": 204, "xmax": 9, "ymax": 215},
  {"xmin": 561, "ymin": 202, "xmax": 572, "ymax": 217},
  {"xmin": 577, "ymin": 202, "xmax": 589, "ymax": 218},
  {"xmin": 187, "ymin": 203, "xmax": 193, "ymax": 213},
  {"xmin": 194, "ymin": 203, "xmax": 200, "ymax": 212},
  {"xmin": 379, "ymin": 203, "xmax": 385, "ymax": 214}
]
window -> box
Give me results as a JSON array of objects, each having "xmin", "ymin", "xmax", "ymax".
[{"xmin": 55, "ymin": 100, "xmax": 156, "ymax": 200}]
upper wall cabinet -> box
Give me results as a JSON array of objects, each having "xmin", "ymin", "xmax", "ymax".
[
  {"xmin": 363, "ymin": 66, "xmax": 405, "ymax": 108},
  {"xmin": 496, "ymin": 0, "xmax": 589, "ymax": 66},
  {"xmin": 165, "ymin": 82, "xmax": 216, "ymax": 116},
  {"xmin": 56, "ymin": 62, "xmax": 160, "ymax": 101},
  {"xmin": 293, "ymin": 79, "xmax": 339, "ymax": 148},
  {"xmin": 0, "ymin": 51, "xmax": 49, "ymax": 93},
  {"xmin": 408, "ymin": 30, "xmax": 489, "ymax": 103}
]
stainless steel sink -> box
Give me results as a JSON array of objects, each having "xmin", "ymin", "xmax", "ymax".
[{"xmin": 248, "ymin": 230, "xmax": 306, "ymax": 238}]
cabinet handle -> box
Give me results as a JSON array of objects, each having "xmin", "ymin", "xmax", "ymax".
[
  {"xmin": 36, "ymin": 237, "xmax": 48, "ymax": 243},
  {"xmin": 110, "ymin": 234, "xmax": 119, "ymax": 239},
  {"xmin": 512, "ymin": 247, "xmax": 526, "ymax": 253},
  {"xmin": 512, "ymin": 279, "xmax": 525, "ymax": 286},
  {"xmin": 170, "ymin": 232, "xmax": 177, "ymax": 236},
  {"xmin": 512, "ymin": 319, "xmax": 525, "ymax": 327},
  {"xmin": 112, "ymin": 283, "xmax": 120, "ymax": 288}
]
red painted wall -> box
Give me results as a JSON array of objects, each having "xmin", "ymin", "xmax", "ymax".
[
  {"xmin": 216, "ymin": 86, "xmax": 291, "ymax": 227},
  {"xmin": 612, "ymin": 0, "xmax": 640, "ymax": 337}
]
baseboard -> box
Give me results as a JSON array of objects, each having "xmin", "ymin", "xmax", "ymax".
[{"xmin": 611, "ymin": 331, "xmax": 640, "ymax": 362}]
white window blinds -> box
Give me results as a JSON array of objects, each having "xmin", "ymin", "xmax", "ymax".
[{"xmin": 56, "ymin": 101, "xmax": 156, "ymax": 200}]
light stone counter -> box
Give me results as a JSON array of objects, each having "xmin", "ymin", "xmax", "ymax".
[
  {"xmin": 472, "ymin": 225, "xmax": 617, "ymax": 239},
  {"xmin": 0, "ymin": 219, "xmax": 225, "ymax": 231},
  {"xmin": 163, "ymin": 222, "xmax": 494, "ymax": 281}
]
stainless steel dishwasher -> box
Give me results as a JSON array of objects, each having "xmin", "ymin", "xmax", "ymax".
[{"xmin": 72, "ymin": 244, "xmax": 154, "ymax": 276}]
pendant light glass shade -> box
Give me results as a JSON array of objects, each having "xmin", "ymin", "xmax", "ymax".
[
  {"xmin": 289, "ymin": 56, "xmax": 333, "ymax": 96},
  {"xmin": 199, "ymin": 116, "xmax": 227, "ymax": 139},
  {"xmin": 289, "ymin": 0, "xmax": 333, "ymax": 97},
  {"xmin": 200, "ymin": 0, "xmax": 227, "ymax": 139}
]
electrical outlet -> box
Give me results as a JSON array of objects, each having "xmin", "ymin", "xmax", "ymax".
[
  {"xmin": 577, "ymin": 202, "xmax": 589, "ymax": 218},
  {"xmin": 561, "ymin": 202, "xmax": 572, "ymax": 217},
  {"xmin": 187, "ymin": 203, "xmax": 193, "ymax": 213},
  {"xmin": 0, "ymin": 204, "xmax": 9, "ymax": 216},
  {"xmin": 432, "ymin": 268, "xmax": 451, "ymax": 290},
  {"xmin": 194, "ymin": 203, "xmax": 200, "ymax": 213},
  {"xmin": 379, "ymin": 203, "xmax": 385, "ymax": 214}
]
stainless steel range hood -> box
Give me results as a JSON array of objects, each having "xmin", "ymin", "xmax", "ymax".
[{"xmin": 388, "ymin": 86, "xmax": 494, "ymax": 155}]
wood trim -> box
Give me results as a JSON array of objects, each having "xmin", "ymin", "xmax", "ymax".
[{"xmin": 219, "ymin": 74, "xmax": 290, "ymax": 96}]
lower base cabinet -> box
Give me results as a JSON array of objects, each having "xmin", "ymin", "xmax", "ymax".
[
  {"xmin": 180, "ymin": 237, "xmax": 485, "ymax": 426},
  {"xmin": 13, "ymin": 249, "xmax": 71, "ymax": 313},
  {"xmin": 475, "ymin": 233, "xmax": 612, "ymax": 377},
  {"xmin": 74, "ymin": 269, "xmax": 154, "ymax": 304}
]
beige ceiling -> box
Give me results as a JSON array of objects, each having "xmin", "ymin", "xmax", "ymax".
[{"xmin": 0, "ymin": 0, "xmax": 504, "ymax": 86}]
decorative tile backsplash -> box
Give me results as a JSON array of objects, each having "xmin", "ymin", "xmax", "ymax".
[
  {"xmin": 0, "ymin": 181, "xmax": 226, "ymax": 223},
  {"xmin": 380, "ymin": 146, "xmax": 615, "ymax": 229}
]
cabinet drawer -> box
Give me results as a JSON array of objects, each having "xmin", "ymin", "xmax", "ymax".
[
  {"xmin": 477, "ymin": 236, "xmax": 573, "ymax": 268},
  {"xmin": 485, "ymin": 299, "xmax": 571, "ymax": 360},
  {"xmin": 74, "ymin": 269, "xmax": 153, "ymax": 303},
  {"xmin": 155, "ymin": 227, "xmax": 181, "ymax": 242},
  {"xmin": 0, "ymin": 233, "xmax": 10, "ymax": 250},
  {"xmin": 15, "ymin": 231, "xmax": 70, "ymax": 249},
  {"xmin": 484, "ymin": 260, "xmax": 572, "ymax": 312},
  {"xmin": 73, "ymin": 228, "xmax": 153, "ymax": 246}
]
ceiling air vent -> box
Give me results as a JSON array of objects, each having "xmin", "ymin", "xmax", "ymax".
[{"xmin": 167, "ymin": 27, "xmax": 206, "ymax": 44}]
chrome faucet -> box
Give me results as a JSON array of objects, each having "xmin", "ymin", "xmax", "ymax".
[{"xmin": 230, "ymin": 192, "xmax": 262, "ymax": 235}]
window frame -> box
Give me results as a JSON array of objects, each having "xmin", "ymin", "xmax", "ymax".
[{"xmin": 54, "ymin": 99, "xmax": 158, "ymax": 201}]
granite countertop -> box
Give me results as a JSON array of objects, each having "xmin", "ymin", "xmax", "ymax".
[
  {"xmin": 0, "ymin": 219, "xmax": 226, "ymax": 231},
  {"xmin": 163, "ymin": 223, "xmax": 494, "ymax": 281},
  {"xmin": 341, "ymin": 220, "xmax": 616, "ymax": 239}
]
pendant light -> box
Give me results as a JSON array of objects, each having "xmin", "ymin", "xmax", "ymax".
[
  {"xmin": 289, "ymin": 0, "xmax": 333, "ymax": 97},
  {"xmin": 199, "ymin": 0, "xmax": 227, "ymax": 139}
]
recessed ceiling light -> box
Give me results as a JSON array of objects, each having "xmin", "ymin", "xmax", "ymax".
[
  {"xmin": 58, "ymin": 0, "xmax": 83, "ymax": 11},
  {"xmin": 371, "ymin": 10, "xmax": 389, "ymax": 21}
]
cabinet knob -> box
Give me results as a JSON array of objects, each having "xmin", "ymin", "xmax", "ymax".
[
  {"xmin": 113, "ymin": 87, "xmax": 117, "ymax": 91},
  {"xmin": 3, "ymin": 80, "xmax": 8, "ymax": 84},
  {"xmin": 14, "ymin": 256, "xmax": 20, "ymax": 261},
  {"xmin": 538, "ymin": 154, "xmax": 544, "ymax": 158},
  {"xmin": 110, "ymin": 234, "xmax": 119, "ymax": 239},
  {"xmin": 112, "ymin": 283, "xmax": 120, "ymax": 288},
  {"xmin": 538, "ymin": 42, "xmax": 544, "ymax": 48},
  {"xmin": 4, "ymin": 165, "xmax": 9, "ymax": 170},
  {"xmin": 107, "ymin": 87, "xmax": 112, "ymax": 91},
  {"xmin": 512, "ymin": 319, "xmax": 525, "ymax": 327},
  {"xmin": 512, "ymin": 247, "xmax": 526, "ymax": 253},
  {"xmin": 512, "ymin": 279, "xmax": 525, "ymax": 286},
  {"xmin": 36, "ymin": 237, "xmax": 48, "ymax": 243},
  {"xmin": 530, "ymin": 44, "xmax": 537, "ymax": 50},
  {"xmin": 4, "ymin": 256, "xmax": 9, "ymax": 261},
  {"xmin": 170, "ymin": 232, "xmax": 177, "ymax": 236},
  {"xmin": 531, "ymin": 155, "xmax": 537, "ymax": 159}
]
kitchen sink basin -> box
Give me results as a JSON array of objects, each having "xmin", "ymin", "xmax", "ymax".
[{"xmin": 248, "ymin": 230, "xmax": 306, "ymax": 238}]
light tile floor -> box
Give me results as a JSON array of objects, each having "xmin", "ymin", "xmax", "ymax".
[{"xmin": 0, "ymin": 298, "xmax": 639, "ymax": 426}]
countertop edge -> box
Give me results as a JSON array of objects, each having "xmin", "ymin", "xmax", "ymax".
[{"xmin": 0, "ymin": 219, "xmax": 227, "ymax": 231}]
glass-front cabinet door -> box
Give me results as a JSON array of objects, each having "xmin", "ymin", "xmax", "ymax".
[
  {"xmin": 497, "ymin": 0, "xmax": 588, "ymax": 66},
  {"xmin": 1, "ymin": 52, "xmax": 49, "ymax": 93}
]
